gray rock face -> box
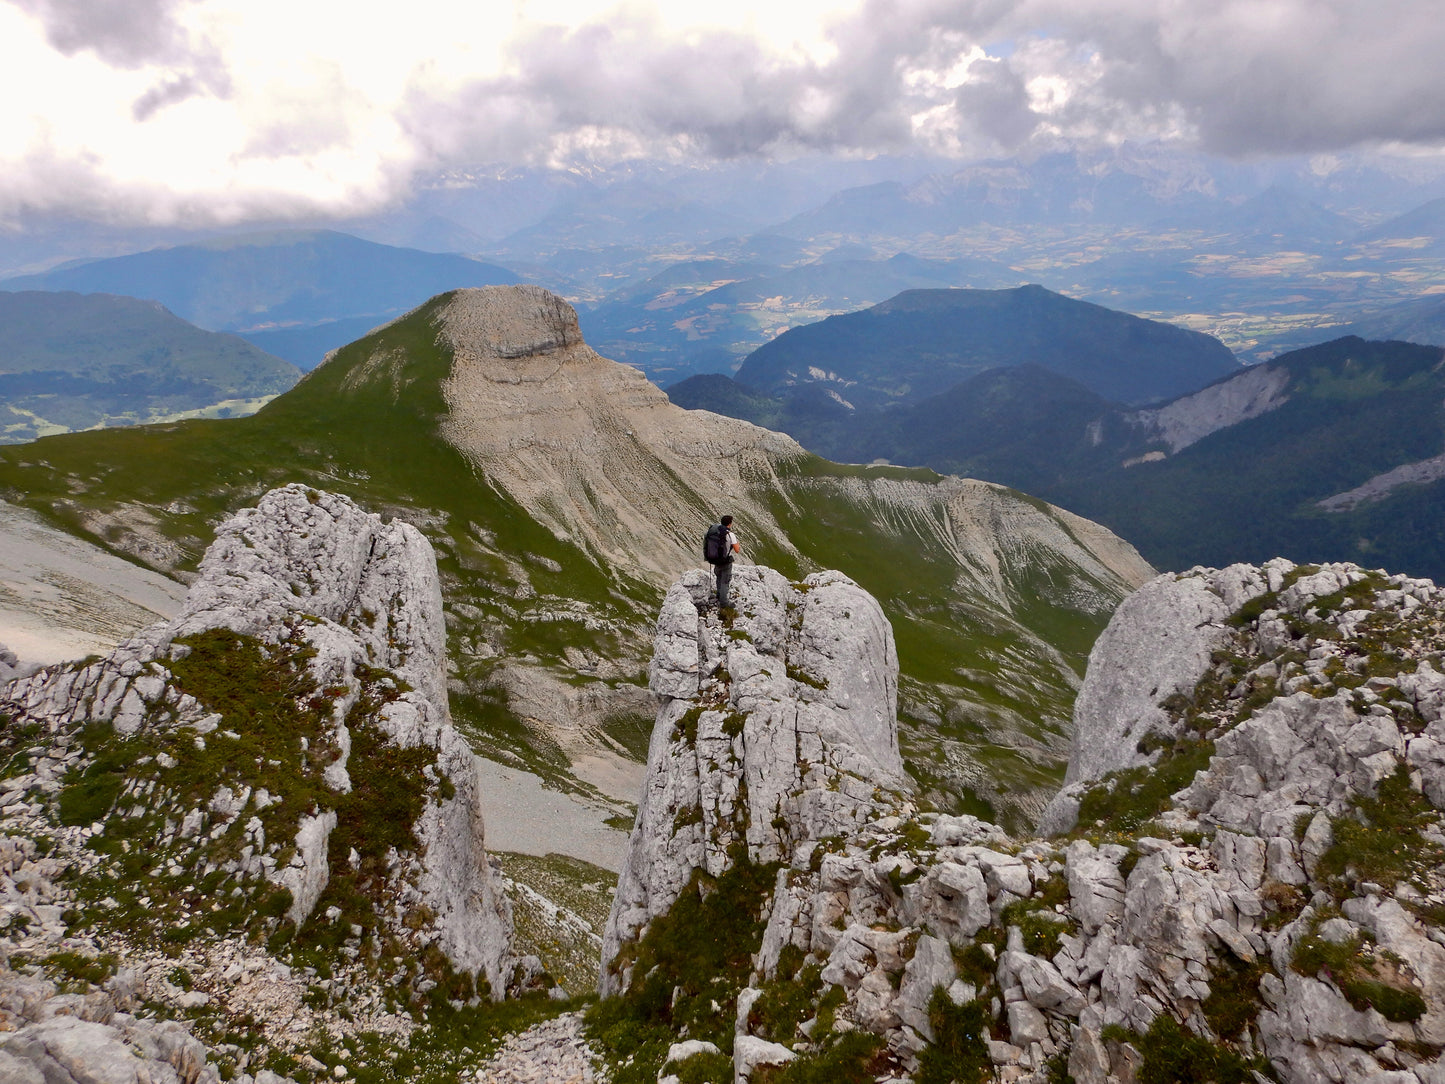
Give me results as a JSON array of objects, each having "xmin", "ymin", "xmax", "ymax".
[
  {"xmin": 601, "ymin": 566, "xmax": 907, "ymax": 993},
  {"xmin": 606, "ymin": 557, "xmax": 1445, "ymax": 1084},
  {"xmin": 1065, "ymin": 562, "xmax": 1271, "ymax": 787},
  {"xmin": 1040, "ymin": 561, "xmax": 1279, "ymax": 834},
  {"xmin": 163, "ymin": 480, "xmax": 450, "ymax": 714},
  {"xmin": 0, "ymin": 486, "xmax": 543, "ymax": 1075},
  {"xmin": 3, "ymin": 485, "xmax": 518, "ymax": 994},
  {"xmin": 0, "ymin": 956, "xmax": 297, "ymax": 1084},
  {"xmin": 1129, "ymin": 361, "xmax": 1292, "ymax": 455}
]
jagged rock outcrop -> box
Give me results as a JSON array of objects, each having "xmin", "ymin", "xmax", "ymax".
[
  {"xmin": 1039, "ymin": 561, "xmax": 1272, "ymax": 831},
  {"xmin": 598, "ymin": 558, "xmax": 1445, "ymax": 1084},
  {"xmin": 601, "ymin": 566, "xmax": 908, "ymax": 993},
  {"xmin": 0, "ymin": 485, "xmax": 539, "ymax": 1079}
]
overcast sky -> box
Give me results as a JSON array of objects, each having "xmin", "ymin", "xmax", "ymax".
[{"xmin": 3, "ymin": 0, "xmax": 1444, "ymax": 226}]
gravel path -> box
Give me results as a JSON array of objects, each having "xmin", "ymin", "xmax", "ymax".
[{"xmin": 470, "ymin": 1011, "xmax": 602, "ymax": 1083}]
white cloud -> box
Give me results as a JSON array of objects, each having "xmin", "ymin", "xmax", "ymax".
[{"xmin": 1, "ymin": 0, "xmax": 1444, "ymax": 225}]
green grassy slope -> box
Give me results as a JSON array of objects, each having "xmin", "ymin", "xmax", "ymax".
[{"xmin": 684, "ymin": 334, "xmax": 1445, "ymax": 584}]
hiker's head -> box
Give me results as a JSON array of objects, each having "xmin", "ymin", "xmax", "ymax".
[{"xmin": 721, "ymin": 515, "xmax": 733, "ymax": 527}]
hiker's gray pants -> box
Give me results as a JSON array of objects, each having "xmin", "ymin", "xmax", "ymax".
[{"xmin": 715, "ymin": 562, "xmax": 733, "ymax": 608}]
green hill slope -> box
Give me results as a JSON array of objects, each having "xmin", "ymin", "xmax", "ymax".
[
  {"xmin": 0, "ymin": 291, "xmax": 299, "ymax": 443},
  {"xmin": 669, "ymin": 364, "xmax": 1137, "ymax": 495},
  {"xmin": 0, "ymin": 286, "xmax": 1153, "ymax": 826},
  {"xmin": 686, "ymin": 335, "xmax": 1445, "ymax": 582}
]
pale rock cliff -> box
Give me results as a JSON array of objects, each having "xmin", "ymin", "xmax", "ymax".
[
  {"xmin": 601, "ymin": 565, "xmax": 908, "ymax": 993},
  {"xmin": 602, "ymin": 558, "xmax": 1445, "ymax": 1084},
  {"xmin": 437, "ymin": 284, "xmax": 804, "ymax": 581},
  {"xmin": 1128, "ymin": 362, "xmax": 1292, "ymax": 455},
  {"xmin": 0, "ymin": 486, "xmax": 538, "ymax": 1079},
  {"xmin": 1039, "ymin": 561, "xmax": 1275, "ymax": 831}
]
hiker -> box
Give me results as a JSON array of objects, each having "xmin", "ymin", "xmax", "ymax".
[{"xmin": 703, "ymin": 514, "xmax": 740, "ymax": 609}]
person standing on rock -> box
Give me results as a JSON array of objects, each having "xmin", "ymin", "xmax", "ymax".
[{"xmin": 704, "ymin": 514, "xmax": 740, "ymax": 609}]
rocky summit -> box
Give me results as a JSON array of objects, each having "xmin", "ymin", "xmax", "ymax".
[
  {"xmin": 0, "ymin": 485, "xmax": 548, "ymax": 1082},
  {"xmin": 590, "ymin": 556, "xmax": 1445, "ymax": 1084}
]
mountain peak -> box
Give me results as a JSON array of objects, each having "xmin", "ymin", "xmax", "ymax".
[{"xmin": 439, "ymin": 283, "xmax": 583, "ymax": 363}]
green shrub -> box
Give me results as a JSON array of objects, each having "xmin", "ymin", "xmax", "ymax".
[
  {"xmin": 674, "ymin": 706, "xmax": 705, "ymax": 743},
  {"xmin": 673, "ymin": 1050, "xmax": 733, "ymax": 1083},
  {"xmin": 763, "ymin": 1031, "xmax": 887, "ymax": 1084},
  {"xmin": 999, "ymin": 899, "xmax": 1074, "ymax": 959},
  {"xmin": 57, "ymin": 723, "xmax": 131, "ymax": 826},
  {"xmin": 1292, "ymin": 927, "xmax": 1426, "ymax": 1023},
  {"xmin": 1202, "ymin": 958, "xmax": 1265, "ymax": 1040},
  {"xmin": 1132, "ymin": 1014, "xmax": 1270, "ymax": 1084},
  {"xmin": 916, "ymin": 992, "xmax": 991, "ymax": 1084},
  {"xmin": 1318, "ymin": 763, "xmax": 1443, "ymax": 893},
  {"xmin": 748, "ymin": 962, "xmax": 823, "ymax": 1043},
  {"xmin": 786, "ymin": 664, "xmax": 827, "ymax": 690},
  {"xmin": 1074, "ymin": 738, "xmax": 1214, "ymax": 835},
  {"xmin": 44, "ymin": 950, "xmax": 117, "ymax": 987},
  {"xmin": 588, "ymin": 854, "xmax": 779, "ymax": 1083}
]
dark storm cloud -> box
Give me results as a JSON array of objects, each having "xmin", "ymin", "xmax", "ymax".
[
  {"xmin": 966, "ymin": 0, "xmax": 1445, "ymax": 154},
  {"xmin": 7, "ymin": 0, "xmax": 1445, "ymax": 228},
  {"xmin": 404, "ymin": 11, "xmax": 953, "ymax": 165},
  {"xmin": 404, "ymin": 0, "xmax": 1445, "ymax": 167}
]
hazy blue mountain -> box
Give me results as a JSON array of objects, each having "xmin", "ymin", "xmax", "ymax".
[
  {"xmin": 735, "ymin": 284, "xmax": 1239, "ymax": 407},
  {"xmin": 670, "ymin": 364, "xmax": 1135, "ymax": 493},
  {"xmin": 0, "ymin": 230, "xmax": 523, "ymax": 348},
  {"xmin": 1214, "ymin": 186, "xmax": 1357, "ymax": 247},
  {"xmin": 1357, "ymin": 197, "xmax": 1445, "ymax": 243},
  {"xmin": 0, "ymin": 291, "xmax": 298, "ymax": 441}
]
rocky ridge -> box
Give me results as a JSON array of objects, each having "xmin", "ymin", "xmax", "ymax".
[
  {"xmin": 0, "ymin": 485, "xmax": 546, "ymax": 1081},
  {"xmin": 592, "ymin": 558, "xmax": 1445, "ymax": 1084}
]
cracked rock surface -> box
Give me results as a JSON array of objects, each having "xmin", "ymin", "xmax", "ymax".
[
  {"xmin": 602, "ymin": 559, "xmax": 1445, "ymax": 1084},
  {"xmin": 0, "ymin": 485, "xmax": 542, "ymax": 1080}
]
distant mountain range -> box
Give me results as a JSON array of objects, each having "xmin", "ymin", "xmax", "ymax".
[
  {"xmin": 0, "ymin": 292, "xmax": 298, "ymax": 443},
  {"xmin": 676, "ymin": 327, "xmax": 1445, "ymax": 580},
  {"xmin": 1, "ymin": 230, "xmax": 524, "ymax": 370},
  {"xmin": 1325, "ymin": 293, "xmax": 1445, "ymax": 347}
]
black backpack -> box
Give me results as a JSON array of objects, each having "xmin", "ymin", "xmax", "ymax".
[{"xmin": 704, "ymin": 524, "xmax": 727, "ymax": 565}]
